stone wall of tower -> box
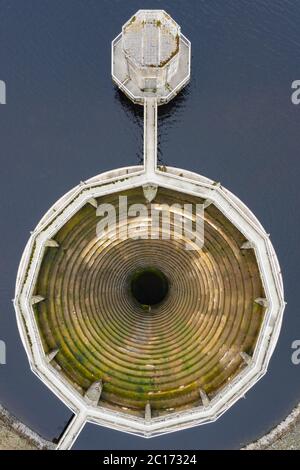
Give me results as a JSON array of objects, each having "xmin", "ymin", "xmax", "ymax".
[{"xmin": 125, "ymin": 52, "xmax": 180, "ymax": 92}]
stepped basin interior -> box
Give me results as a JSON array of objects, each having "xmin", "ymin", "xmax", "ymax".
[{"xmin": 34, "ymin": 186, "xmax": 265, "ymax": 418}]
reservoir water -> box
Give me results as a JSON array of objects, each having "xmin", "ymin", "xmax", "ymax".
[{"xmin": 0, "ymin": 0, "xmax": 299, "ymax": 449}]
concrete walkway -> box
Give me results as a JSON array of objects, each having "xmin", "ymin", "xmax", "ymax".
[{"xmin": 144, "ymin": 97, "xmax": 158, "ymax": 176}]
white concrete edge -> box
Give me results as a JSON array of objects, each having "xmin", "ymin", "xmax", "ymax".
[{"xmin": 14, "ymin": 166, "xmax": 285, "ymax": 448}]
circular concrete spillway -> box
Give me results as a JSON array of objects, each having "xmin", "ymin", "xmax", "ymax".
[{"xmin": 34, "ymin": 187, "xmax": 264, "ymax": 417}]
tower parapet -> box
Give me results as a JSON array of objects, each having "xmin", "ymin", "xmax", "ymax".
[{"xmin": 112, "ymin": 10, "xmax": 190, "ymax": 105}]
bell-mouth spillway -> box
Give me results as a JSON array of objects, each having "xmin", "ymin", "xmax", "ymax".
[
  {"xmin": 33, "ymin": 186, "xmax": 265, "ymax": 417},
  {"xmin": 129, "ymin": 266, "xmax": 169, "ymax": 307}
]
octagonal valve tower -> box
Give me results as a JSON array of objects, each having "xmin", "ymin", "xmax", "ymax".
[
  {"xmin": 123, "ymin": 11, "xmax": 180, "ymax": 92},
  {"xmin": 112, "ymin": 9, "xmax": 191, "ymax": 105}
]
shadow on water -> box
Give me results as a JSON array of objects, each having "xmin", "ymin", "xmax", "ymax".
[
  {"xmin": 113, "ymin": 85, "xmax": 190, "ymax": 165},
  {"xmin": 52, "ymin": 413, "xmax": 75, "ymax": 445},
  {"xmin": 158, "ymin": 85, "xmax": 190, "ymax": 164},
  {"xmin": 113, "ymin": 88, "xmax": 144, "ymax": 164}
]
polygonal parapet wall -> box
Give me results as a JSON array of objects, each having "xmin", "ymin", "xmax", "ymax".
[
  {"xmin": 112, "ymin": 11, "xmax": 190, "ymax": 104},
  {"xmin": 31, "ymin": 186, "xmax": 266, "ymax": 418},
  {"xmin": 14, "ymin": 165, "xmax": 285, "ymax": 443},
  {"xmin": 122, "ymin": 10, "xmax": 180, "ymax": 91}
]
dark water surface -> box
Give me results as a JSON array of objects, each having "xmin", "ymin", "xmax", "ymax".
[{"xmin": 0, "ymin": 0, "xmax": 300, "ymax": 449}]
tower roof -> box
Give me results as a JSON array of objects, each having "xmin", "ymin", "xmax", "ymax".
[{"xmin": 122, "ymin": 10, "xmax": 180, "ymax": 68}]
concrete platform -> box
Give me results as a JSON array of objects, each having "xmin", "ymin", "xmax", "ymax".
[{"xmin": 112, "ymin": 32, "xmax": 191, "ymax": 105}]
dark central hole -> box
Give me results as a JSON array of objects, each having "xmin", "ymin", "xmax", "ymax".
[{"xmin": 130, "ymin": 267, "xmax": 169, "ymax": 307}]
